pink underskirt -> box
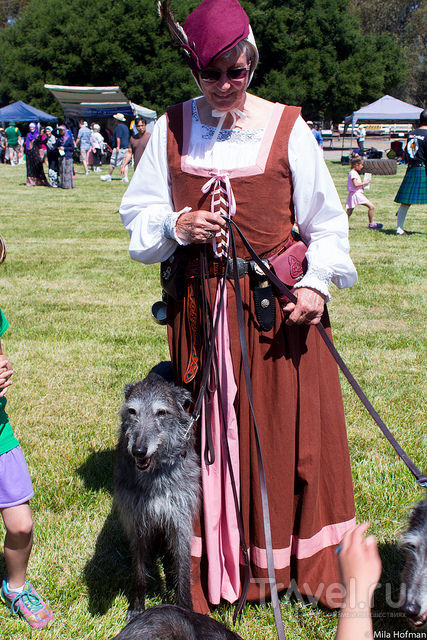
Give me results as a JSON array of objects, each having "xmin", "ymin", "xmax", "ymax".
[
  {"xmin": 192, "ymin": 285, "xmax": 356, "ymax": 605},
  {"xmin": 199, "ymin": 285, "xmax": 241, "ymax": 604}
]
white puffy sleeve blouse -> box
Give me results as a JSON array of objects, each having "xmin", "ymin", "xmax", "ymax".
[{"xmin": 119, "ymin": 99, "xmax": 357, "ymax": 297}]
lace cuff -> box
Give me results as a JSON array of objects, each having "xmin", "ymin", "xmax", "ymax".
[
  {"xmin": 293, "ymin": 264, "xmax": 333, "ymax": 301},
  {"xmin": 162, "ymin": 208, "xmax": 191, "ymax": 246}
]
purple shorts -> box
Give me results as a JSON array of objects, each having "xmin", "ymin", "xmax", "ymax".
[{"xmin": 0, "ymin": 446, "xmax": 34, "ymax": 509}]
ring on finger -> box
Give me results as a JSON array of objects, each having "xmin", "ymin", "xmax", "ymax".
[{"xmin": 208, "ymin": 231, "xmax": 214, "ymax": 239}]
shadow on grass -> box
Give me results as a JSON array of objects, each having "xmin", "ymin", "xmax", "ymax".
[
  {"xmin": 0, "ymin": 553, "xmax": 6, "ymax": 584},
  {"xmin": 78, "ymin": 449, "xmax": 126, "ymax": 615},
  {"xmin": 78, "ymin": 448, "xmax": 116, "ymax": 496},
  {"xmin": 77, "ymin": 449, "xmax": 170, "ymax": 617},
  {"xmin": 381, "ymin": 228, "xmax": 424, "ymax": 236}
]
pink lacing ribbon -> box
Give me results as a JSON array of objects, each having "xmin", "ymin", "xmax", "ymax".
[
  {"xmin": 200, "ymin": 108, "xmax": 245, "ymax": 258},
  {"xmin": 201, "ymin": 172, "xmax": 236, "ymax": 258}
]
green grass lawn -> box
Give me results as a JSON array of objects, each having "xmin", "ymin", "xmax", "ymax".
[{"xmin": 0, "ymin": 161, "xmax": 425, "ymax": 639}]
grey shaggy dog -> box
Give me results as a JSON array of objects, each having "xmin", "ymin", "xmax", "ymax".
[
  {"xmin": 399, "ymin": 499, "xmax": 427, "ymax": 628},
  {"xmin": 114, "ymin": 371, "xmax": 200, "ymax": 621},
  {"xmin": 111, "ymin": 605, "xmax": 244, "ymax": 640}
]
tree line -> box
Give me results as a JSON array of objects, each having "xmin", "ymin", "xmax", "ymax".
[{"xmin": 0, "ymin": 0, "xmax": 423, "ymax": 123}]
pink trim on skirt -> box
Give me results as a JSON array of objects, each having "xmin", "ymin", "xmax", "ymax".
[
  {"xmin": 250, "ymin": 517, "xmax": 356, "ymax": 569},
  {"xmin": 198, "ymin": 285, "xmax": 241, "ymax": 605},
  {"xmin": 193, "ymin": 516, "xmax": 357, "ymax": 572}
]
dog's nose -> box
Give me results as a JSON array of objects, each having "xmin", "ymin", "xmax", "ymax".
[
  {"xmin": 401, "ymin": 600, "xmax": 421, "ymax": 617},
  {"xmin": 132, "ymin": 445, "xmax": 148, "ymax": 459}
]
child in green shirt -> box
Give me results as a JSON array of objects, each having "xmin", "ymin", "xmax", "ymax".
[{"xmin": 0, "ymin": 308, "xmax": 53, "ymax": 629}]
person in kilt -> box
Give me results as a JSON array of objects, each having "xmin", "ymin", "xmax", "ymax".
[{"xmin": 394, "ymin": 109, "xmax": 427, "ymax": 235}]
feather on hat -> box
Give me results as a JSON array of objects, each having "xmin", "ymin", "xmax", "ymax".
[{"xmin": 159, "ymin": 0, "xmax": 250, "ymax": 71}]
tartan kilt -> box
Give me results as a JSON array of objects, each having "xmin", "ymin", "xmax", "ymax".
[{"xmin": 395, "ymin": 165, "xmax": 427, "ymax": 205}]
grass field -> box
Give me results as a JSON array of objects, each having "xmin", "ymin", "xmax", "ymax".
[{"xmin": 0, "ymin": 160, "xmax": 425, "ymax": 639}]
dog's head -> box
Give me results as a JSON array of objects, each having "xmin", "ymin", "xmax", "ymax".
[
  {"xmin": 399, "ymin": 499, "xmax": 427, "ymax": 628},
  {"xmin": 120, "ymin": 373, "xmax": 192, "ymax": 473}
]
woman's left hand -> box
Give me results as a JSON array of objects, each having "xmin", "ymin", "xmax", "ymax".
[{"xmin": 282, "ymin": 287, "xmax": 326, "ymax": 325}]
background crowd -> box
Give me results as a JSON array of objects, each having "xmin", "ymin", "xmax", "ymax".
[{"xmin": 0, "ymin": 114, "xmax": 151, "ymax": 190}]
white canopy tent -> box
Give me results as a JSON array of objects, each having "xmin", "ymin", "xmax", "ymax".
[
  {"xmin": 345, "ymin": 95, "xmax": 423, "ymax": 126},
  {"xmin": 341, "ymin": 95, "xmax": 423, "ymax": 160},
  {"xmin": 131, "ymin": 102, "xmax": 157, "ymax": 121},
  {"xmin": 44, "ymin": 85, "xmax": 157, "ymax": 130}
]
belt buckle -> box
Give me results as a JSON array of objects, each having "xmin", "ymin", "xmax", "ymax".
[{"xmin": 227, "ymin": 257, "xmax": 247, "ymax": 279}]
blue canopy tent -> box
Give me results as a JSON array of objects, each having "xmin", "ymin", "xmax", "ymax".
[{"xmin": 0, "ymin": 100, "xmax": 58, "ymax": 124}]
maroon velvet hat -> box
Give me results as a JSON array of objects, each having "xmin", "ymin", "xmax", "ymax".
[{"xmin": 183, "ymin": 0, "xmax": 250, "ymax": 70}]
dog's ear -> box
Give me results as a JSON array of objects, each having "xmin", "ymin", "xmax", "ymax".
[
  {"xmin": 123, "ymin": 383, "xmax": 136, "ymax": 400},
  {"xmin": 175, "ymin": 387, "xmax": 192, "ymax": 411}
]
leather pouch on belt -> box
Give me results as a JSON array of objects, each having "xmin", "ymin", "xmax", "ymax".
[
  {"xmin": 269, "ymin": 240, "xmax": 308, "ymax": 305},
  {"xmin": 253, "ymin": 284, "xmax": 275, "ymax": 331},
  {"xmin": 160, "ymin": 246, "xmax": 189, "ymax": 301}
]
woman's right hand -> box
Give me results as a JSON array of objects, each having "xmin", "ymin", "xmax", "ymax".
[{"xmin": 175, "ymin": 209, "xmax": 226, "ymax": 244}]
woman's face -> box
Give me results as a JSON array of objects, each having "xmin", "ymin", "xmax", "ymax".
[
  {"xmin": 29, "ymin": 123, "xmax": 35, "ymax": 132},
  {"xmin": 199, "ymin": 49, "xmax": 250, "ymax": 113}
]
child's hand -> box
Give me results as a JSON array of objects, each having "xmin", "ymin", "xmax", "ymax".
[
  {"xmin": 0, "ymin": 355, "xmax": 13, "ymax": 396},
  {"xmin": 338, "ymin": 523, "xmax": 382, "ymax": 607}
]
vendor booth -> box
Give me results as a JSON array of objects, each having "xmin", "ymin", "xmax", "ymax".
[
  {"xmin": 346, "ymin": 95, "xmax": 423, "ymax": 128},
  {"xmin": 44, "ymin": 85, "xmax": 157, "ymax": 132},
  {"xmin": 342, "ymin": 95, "xmax": 423, "ymax": 173}
]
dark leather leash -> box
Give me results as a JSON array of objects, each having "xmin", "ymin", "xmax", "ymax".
[
  {"xmin": 190, "ymin": 244, "xmax": 278, "ymax": 632},
  {"xmin": 226, "ymin": 217, "xmax": 427, "ymax": 488},
  {"xmin": 188, "ymin": 218, "xmax": 425, "ymax": 640},
  {"xmin": 229, "ymin": 227, "xmax": 287, "ymax": 639}
]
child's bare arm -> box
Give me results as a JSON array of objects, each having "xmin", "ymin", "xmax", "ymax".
[
  {"xmin": 352, "ymin": 177, "xmax": 371, "ymax": 188},
  {"xmin": 0, "ymin": 341, "xmax": 13, "ymax": 397},
  {"xmin": 335, "ymin": 523, "xmax": 382, "ymax": 640}
]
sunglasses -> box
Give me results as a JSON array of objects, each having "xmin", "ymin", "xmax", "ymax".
[{"xmin": 200, "ymin": 66, "xmax": 250, "ymax": 83}]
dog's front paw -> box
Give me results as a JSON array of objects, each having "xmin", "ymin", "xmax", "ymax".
[{"xmin": 125, "ymin": 608, "xmax": 144, "ymax": 624}]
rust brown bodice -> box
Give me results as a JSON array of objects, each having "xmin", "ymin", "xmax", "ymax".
[{"xmin": 166, "ymin": 100, "xmax": 301, "ymax": 260}]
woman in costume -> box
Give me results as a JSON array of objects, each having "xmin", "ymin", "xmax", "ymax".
[
  {"xmin": 24, "ymin": 123, "xmax": 49, "ymax": 187},
  {"xmin": 45, "ymin": 126, "xmax": 59, "ymax": 188},
  {"xmin": 55, "ymin": 124, "xmax": 74, "ymax": 189},
  {"xmin": 120, "ymin": 0, "xmax": 357, "ymax": 615},
  {"xmin": 394, "ymin": 109, "xmax": 427, "ymax": 235}
]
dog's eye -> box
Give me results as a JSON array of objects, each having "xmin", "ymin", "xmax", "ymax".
[
  {"xmin": 128, "ymin": 408, "xmax": 137, "ymax": 415},
  {"xmin": 156, "ymin": 408, "xmax": 169, "ymax": 417}
]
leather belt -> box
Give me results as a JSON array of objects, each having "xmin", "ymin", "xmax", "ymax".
[{"xmin": 186, "ymin": 256, "xmax": 248, "ymax": 279}]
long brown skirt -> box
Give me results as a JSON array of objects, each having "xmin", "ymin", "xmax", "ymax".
[{"xmin": 167, "ymin": 274, "xmax": 354, "ymax": 613}]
